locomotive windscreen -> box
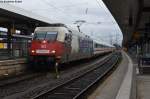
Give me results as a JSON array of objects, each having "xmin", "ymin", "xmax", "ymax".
[{"xmin": 33, "ymin": 32, "xmax": 57, "ymax": 41}]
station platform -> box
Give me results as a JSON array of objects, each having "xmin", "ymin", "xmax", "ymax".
[
  {"xmin": 137, "ymin": 75, "xmax": 150, "ymax": 99},
  {"xmin": 136, "ymin": 61, "xmax": 150, "ymax": 99},
  {"xmin": 88, "ymin": 51, "xmax": 136, "ymax": 99},
  {"xmin": 0, "ymin": 58, "xmax": 26, "ymax": 78},
  {"xmin": 0, "ymin": 55, "xmax": 20, "ymax": 60}
]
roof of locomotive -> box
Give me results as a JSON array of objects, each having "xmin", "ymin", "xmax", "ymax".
[
  {"xmin": 34, "ymin": 24, "xmax": 92, "ymax": 40},
  {"xmin": 68, "ymin": 29, "xmax": 91, "ymax": 39},
  {"xmin": 35, "ymin": 26, "xmax": 68, "ymax": 32}
]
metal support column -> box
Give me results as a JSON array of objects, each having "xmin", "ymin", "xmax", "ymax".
[{"xmin": 7, "ymin": 27, "xmax": 12, "ymax": 56}]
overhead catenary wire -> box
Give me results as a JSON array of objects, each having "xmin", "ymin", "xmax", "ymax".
[
  {"xmin": 42, "ymin": 0, "xmax": 81, "ymax": 21},
  {"xmin": 59, "ymin": 2, "xmax": 89, "ymax": 8}
]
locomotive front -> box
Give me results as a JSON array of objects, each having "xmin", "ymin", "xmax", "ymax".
[{"xmin": 29, "ymin": 27, "xmax": 65, "ymax": 66}]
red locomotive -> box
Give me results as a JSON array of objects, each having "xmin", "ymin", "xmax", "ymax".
[{"xmin": 29, "ymin": 24, "xmax": 114, "ymax": 68}]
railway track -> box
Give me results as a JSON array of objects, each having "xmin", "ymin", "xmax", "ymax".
[
  {"xmin": 0, "ymin": 54, "xmax": 108, "ymax": 88},
  {"xmin": 32, "ymin": 52, "xmax": 121, "ymax": 99},
  {"xmin": 0, "ymin": 72, "xmax": 46, "ymax": 87},
  {"xmin": 1, "ymin": 53, "xmax": 111, "ymax": 99}
]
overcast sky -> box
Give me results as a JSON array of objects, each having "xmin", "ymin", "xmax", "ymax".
[{"xmin": 12, "ymin": 0, "xmax": 123, "ymax": 45}]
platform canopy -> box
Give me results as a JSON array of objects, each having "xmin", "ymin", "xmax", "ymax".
[
  {"xmin": 0, "ymin": 4, "xmax": 53, "ymax": 33},
  {"xmin": 103, "ymin": 0, "xmax": 150, "ymax": 47}
]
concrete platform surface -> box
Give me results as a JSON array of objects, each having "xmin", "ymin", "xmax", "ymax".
[
  {"xmin": 88, "ymin": 51, "xmax": 134, "ymax": 99},
  {"xmin": 137, "ymin": 75, "xmax": 150, "ymax": 99}
]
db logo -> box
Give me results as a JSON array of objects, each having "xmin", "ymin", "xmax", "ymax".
[{"xmin": 41, "ymin": 45, "xmax": 46, "ymax": 48}]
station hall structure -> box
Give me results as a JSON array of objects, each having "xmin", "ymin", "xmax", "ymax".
[{"xmin": 0, "ymin": 1, "xmax": 150, "ymax": 99}]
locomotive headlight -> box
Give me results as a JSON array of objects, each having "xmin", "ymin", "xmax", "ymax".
[
  {"xmin": 31, "ymin": 50, "xmax": 35, "ymax": 53},
  {"xmin": 51, "ymin": 50, "xmax": 56, "ymax": 53},
  {"xmin": 42, "ymin": 40, "xmax": 47, "ymax": 43}
]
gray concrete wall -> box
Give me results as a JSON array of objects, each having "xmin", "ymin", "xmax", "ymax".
[{"xmin": 0, "ymin": 59, "xmax": 27, "ymax": 78}]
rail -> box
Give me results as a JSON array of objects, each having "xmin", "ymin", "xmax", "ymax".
[{"xmin": 32, "ymin": 52, "xmax": 121, "ymax": 99}]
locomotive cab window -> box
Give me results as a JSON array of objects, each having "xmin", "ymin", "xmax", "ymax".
[
  {"xmin": 33, "ymin": 31, "xmax": 57, "ymax": 41},
  {"xmin": 46, "ymin": 32, "xmax": 57, "ymax": 41}
]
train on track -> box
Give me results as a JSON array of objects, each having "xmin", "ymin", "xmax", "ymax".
[{"xmin": 29, "ymin": 23, "xmax": 115, "ymax": 68}]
